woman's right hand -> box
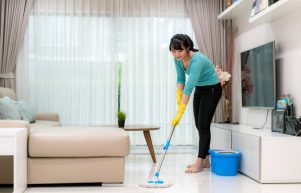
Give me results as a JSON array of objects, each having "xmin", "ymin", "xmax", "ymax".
[{"xmin": 171, "ymin": 102, "xmax": 186, "ymax": 127}]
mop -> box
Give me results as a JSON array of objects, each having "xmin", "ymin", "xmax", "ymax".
[{"xmin": 138, "ymin": 126, "xmax": 175, "ymax": 188}]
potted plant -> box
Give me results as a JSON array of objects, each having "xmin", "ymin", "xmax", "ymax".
[{"xmin": 117, "ymin": 111, "xmax": 126, "ymax": 128}]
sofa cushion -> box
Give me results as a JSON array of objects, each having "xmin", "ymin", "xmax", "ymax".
[
  {"xmin": 29, "ymin": 127, "xmax": 130, "ymax": 158},
  {"xmin": 30, "ymin": 120, "xmax": 61, "ymax": 128},
  {"xmin": 0, "ymin": 97, "xmax": 21, "ymax": 120}
]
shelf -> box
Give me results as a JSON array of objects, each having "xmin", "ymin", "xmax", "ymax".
[
  {"xmin": 249, "ymin": 0, "xmax": 301, "ymax": 24},
  {"xmin": 218, "ymin": 0, "xmax": 253, "ymax": 20}
]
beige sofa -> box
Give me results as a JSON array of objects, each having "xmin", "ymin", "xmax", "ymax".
[{"xmin": 0, "ymin": 87, "xmax": 130, "ymax": 185}]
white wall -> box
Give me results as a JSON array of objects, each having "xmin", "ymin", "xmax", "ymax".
[
  {"xmin": 272, "ymin": 10, "xmax": 301, "ymax": 116},
  {"xmin": 232, "ymin": 9, "xmax": 301, "ymax": 128}
]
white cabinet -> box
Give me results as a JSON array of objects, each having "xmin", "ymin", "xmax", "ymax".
[
  {"xmin": 211, "ymin": 123, "xmax": 301, "ymax": 183},
  {"xmin": 260, "ymin": 137, "xmax": 301, "ymax": 183},
  {"xmin": 232, "ymin": 131, "xmax": 260, "ymax": 181},
  {"xmin": 211, "ymin": 126, "xmax": 232, "ymax": 150}
]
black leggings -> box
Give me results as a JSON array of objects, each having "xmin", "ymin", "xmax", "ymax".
[{"xmin": 193, "ymin": 83, "xmax": 222, "ymax": 159}]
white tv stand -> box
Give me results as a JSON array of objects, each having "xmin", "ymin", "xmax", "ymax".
[{"xmin": 211, "ymin": 123, "xmax": 301, "ymax": 183}]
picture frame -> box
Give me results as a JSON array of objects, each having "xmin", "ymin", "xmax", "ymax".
[
  {"xmin": 250, "ymin": 0, "xmax": 277, "ymax": 17},
  {"xmin": 250, "ymin": 0, "xmax": 259, "ymax": 17},
  {"xmin": 255, "ymin": 0, "xmax": 269, "ymax": 14}
]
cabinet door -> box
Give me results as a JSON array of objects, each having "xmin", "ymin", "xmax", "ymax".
[
  {"xmin": 210, "ymin": 126, "xmax": 231, "ymax": 150},
  {"xmin": 261, "ymin": 138, "xmax": 301, "ymax": 183},
  {"xmin": 232, "ymin": 131, "xmax": 260, "ymax": 181}
]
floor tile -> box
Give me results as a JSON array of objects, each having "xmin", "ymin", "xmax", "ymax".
[{"xmin": 24, "ymin": 153, "xmax": 301, "ymax": 193}]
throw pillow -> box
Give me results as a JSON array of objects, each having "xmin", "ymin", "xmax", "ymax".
[
  {"xmin": 0, "ymin": 97, "xmax": 21, "ymax": 120},
  {"xmin": 15, "ymin": 100, "xmax": 37, "ymax": 123},
  {"xmin": 4, "ymin": 97, "xmax": 37, "ymax": 123}
]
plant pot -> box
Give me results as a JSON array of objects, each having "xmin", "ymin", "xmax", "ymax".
[{"xmin": 118, "ymin": 120, "xmax": 125, "ymax": 128}]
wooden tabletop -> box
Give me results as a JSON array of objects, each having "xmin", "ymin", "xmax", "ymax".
[
  {"xmin": 98, "ymin": 125, "xmax": 160, "ymax": 131},
  {"xmin": 122, "ymin": 125, "xmax": 160, "ymax": 131}
]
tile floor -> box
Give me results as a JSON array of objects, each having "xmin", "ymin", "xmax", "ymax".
[{"xmin": 15, "ymin": 153, "xmax": 301, "ymax": 193}]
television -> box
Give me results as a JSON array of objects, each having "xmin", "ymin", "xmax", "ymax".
[{"xmin": 241, "ymin": 41, "xmax": 276, "ymax": 108}]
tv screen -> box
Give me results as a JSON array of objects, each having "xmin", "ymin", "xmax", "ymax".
[{"xmin": 241, "ymin": 41, "xmax": 276, "ymax": 108}]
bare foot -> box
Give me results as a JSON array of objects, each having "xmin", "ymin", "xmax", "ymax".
[
  {"xmin": 187, "ymin": 156, "xmax": 210, "ymax": 168},
  {"xmin": 185, "ymin": 164, "xmax": 203, "ymax": 173},
  {"xmin": 185, "ymin": 158, "xmax": 204, "ymax": 173},
  {"xmin": 203, "ymin": 157, "xmax": 211, "ymax": 168}
]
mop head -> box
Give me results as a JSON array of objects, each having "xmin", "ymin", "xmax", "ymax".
[{"xmin": 138, "ymin": 178, "xmax": 172, "ymax": 188}]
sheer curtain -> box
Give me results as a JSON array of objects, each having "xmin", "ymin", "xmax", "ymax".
[
  {"xmin": 17, "ymin": 0, "xmax": 118, "ymax": 126},
  {"xmin": 117, "ymin": 0, "xmax": 198, "ymax": 145},
  {"xmin": 17, "ymin": 0, "xmax": 198, "ymax": 145}
]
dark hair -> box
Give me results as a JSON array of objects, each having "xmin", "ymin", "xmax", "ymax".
[{"xmin": 169, "ymin": 34, "xmax": 199, "ymax": 52}]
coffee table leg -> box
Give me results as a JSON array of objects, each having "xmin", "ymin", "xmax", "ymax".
[{"xmin": 143, "ymin": 130, "xmax": 156, "ymax": 163}]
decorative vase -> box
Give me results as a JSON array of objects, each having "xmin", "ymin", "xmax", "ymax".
[
  {"xmin": 223, "ymin": 98, "xmax": 232, "ymax": 123},
  {"xmin": 118, "ymin": 120, "xmax": 125, "ymax": 128}
]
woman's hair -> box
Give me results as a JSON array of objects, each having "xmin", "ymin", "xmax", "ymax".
[{"xmin": 169, "ymin": 34, "xmax": 199, "ymax": 52}]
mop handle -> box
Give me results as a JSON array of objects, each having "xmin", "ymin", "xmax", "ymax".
[{"xmin": 154, "ymin": 126, "xmax": 176, "ymax": 179}]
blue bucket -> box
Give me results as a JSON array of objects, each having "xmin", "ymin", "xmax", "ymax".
[{"xmin": 209, "ymin": 149, "xmax": 241, "ymax": 176}]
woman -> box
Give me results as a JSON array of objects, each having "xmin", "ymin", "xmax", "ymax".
[{"xmin": 169, "ymin": 34, "xmax": 222, "ymax": 173}]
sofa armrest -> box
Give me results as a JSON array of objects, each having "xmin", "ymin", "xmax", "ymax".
[
  {"xmin": 0, "ymin": 120, "xmax": 30, "ymax": 136},
  {"xmin": 36, "ymin": 112, "xmax": 60, "ymax": 122},
  {"xmin": 0, "ymin": 120, "xmax": 30, "ymax": 129}
]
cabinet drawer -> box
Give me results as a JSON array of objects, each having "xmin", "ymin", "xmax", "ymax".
[{"xmin": 0, "ymin": 136, "xmax": 14, "ymax": 155}]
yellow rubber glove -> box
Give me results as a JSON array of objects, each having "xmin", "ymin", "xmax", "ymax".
[
  {"xmin": 176, "ymin": 89, "xmax": 183, "ymax": 107},
  {"xmin": 171, "ymin": 102, "xmax": 186, "ymax": 127}
]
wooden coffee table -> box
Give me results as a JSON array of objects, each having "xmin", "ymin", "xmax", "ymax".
[{"xmin": 122, "ymin": 125, "xmax": 160, "ymax": 163}]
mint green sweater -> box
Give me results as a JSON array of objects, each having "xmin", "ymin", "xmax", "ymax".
[{"xmin": 174, "ymin": 52, "xmax": 220, "ymax": 96}]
